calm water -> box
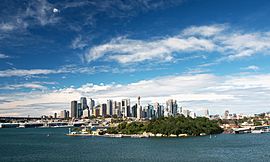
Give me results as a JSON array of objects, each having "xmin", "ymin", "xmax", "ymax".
[{"xmin": 0, "ymin": 128, "xmax": 269, "ymax": 162}]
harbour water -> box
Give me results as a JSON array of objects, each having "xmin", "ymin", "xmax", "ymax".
[{"xmin": 0, "ymin": 128, "xmax": 269, "ymax": 162}]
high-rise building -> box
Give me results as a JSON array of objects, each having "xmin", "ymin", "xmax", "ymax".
[
  {"xmin": 77, "ymin": 103, "xmax": 83, "ymax": 118},
  {"xmin": 190, "ymin": 111, "xmax": 196, "ymax": 118},
  {"xmin": 80, "ymin": 97, "xmax": 88, "ymax": 110},
  {"xmin": 71, "ymin": 101, "xmax": 77, "ymax": 118},
  {"xmin": 106, "ymin": 100, "xmax": 113, "ymax": 116},
  {"xmin": 204, "ymin": 109, "xmax": 209, "ymax": 118},
  {"xmin": 136, "ymin": 96, "xmax": 142, "ymax": 119},
  {"xmin": 182, "ymin": 109, "xmax": 190, "ymax": 117},
  {"xmin": 224, "ymin": 110, "xmax": 229, "ymax": 119},
  {"xmin": 60, "ymin": 110, "xmax": 67, "ymax": 119},
  {"xmin": 121, "ymin": 99, "xmax": 130, "ymax": 117},
  {"xmin": 54, "ymin": 113, "xmax": 57, "ymax": 119},
  {"xmin": 131, "ymin": 104, "xmax": 137, "ymax": 118},
  {"xmin": 154, "ymin": 102, "xmax": 163, "ymax": 118},
  {"xmin": 101, "ymin": 104, "xmax": 107, "ymax": 117},
  {"xmin": 166, "ymin": 99, "xmax": 178, "ymax": 116},
  {"xmin": 93, "ymin": 105, "xmax": 100, "ymax": 117},
  {"xmin": 82, "ymin": 108, "xmax": 90, "ymax": 118},
  {"xmin": 66, "ymin": 111, "xmax": 70, "ymax": 119}
]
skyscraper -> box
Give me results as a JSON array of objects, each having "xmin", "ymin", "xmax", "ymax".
[
  {"xmin": 60, "ymin": 110, "xmax": 67, "ymax": 119},
  {"xmin": 80, "ymin": 97, "xmax": 88, "ymax": 110},
  {"xmin": 204, "ymin": 109, "xmax": 209, "ymax": 118},
  {"xmin": 107, "ymin": 100, "xmax": 113, "ymax": 116},
  {"xmin": 154, "ymin": 102, "xmax": 163, "ymax": 118},
  {"xmin": 71, "ymin": 101, "xmax": 77, "ymax": 118},
  {"xmin": 166, "ymin": 99, "xmax": 178, "ymax": 116},
  {"xmin": 121, "ymin": 99, "xmax": 130, "ymax": 117},
  {"xmin": 77, "ymin": 103, "xmax": 83, "ymax": 118},
  {"xmin": 136, "ymin": 96, "xmax": 142, "ymax": 119},
  {"xmin": 101, "ymin": 103, "xmax": 107, "ymax": 117}
]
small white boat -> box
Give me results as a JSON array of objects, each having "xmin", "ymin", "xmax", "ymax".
[{"xmin": 251, "ymin": 130, "xmax": 263, "ymax": 134}]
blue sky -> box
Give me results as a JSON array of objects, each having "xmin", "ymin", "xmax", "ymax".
[{"xmin": 1, "ymin": 0, "xmax": 270, "ymax": 116}]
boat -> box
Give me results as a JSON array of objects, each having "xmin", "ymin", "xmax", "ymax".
[{"xmin": 251, "ymin": 130, "xmax": 263, "ymax": 134}]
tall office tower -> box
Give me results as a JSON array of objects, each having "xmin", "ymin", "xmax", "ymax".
[
  {"xmin": 82, "ymin": 108, "xmax": 90, "ymax": 118},
  {"xmin": 154, "ymin": 102, "xmax": 162, "ymax": 118},
  {"xmin": 224, "ymin": 110, "xmax": 229, "ymax": 119},
  {"xmin": 131, "ymin": 104, "xmax": 137, "ymax": 117},
  {"xmin": 66, "ymin": 110, "xmax": 70, "ymax": 119},
  {"xmin": 80, "ymin": 97, "xmax": 88, "ymax": 110},
  {"xmin": 190, "ymin": 111, "xmax": 196, "ymax": 118},
  {"xmin": 204, "ymin": 109, "xmax": 209, "ymax": 117},
  {"xmin": 182, "ymin": 109, "xmax": 190, "ymax": 117},
  {"xmin": 60, "ymin": 110, "xmax": 67, "ymax": 119},
  {"xmin": 146, "ymin": 104, "xmax": 154, "ymax": 119},
  {"xmin": 136, "ymin": 96, "xmax": 142, "ymax": 119},
  {"xmin": 177, "ymin": 106, "xmax": 183, "ymax": 115},
  {"xmin": 166, "ymin": 99, "xmax": 178, "ymax": 116},
  {"xmin": 101, "ymin": 103, "xmax": 107, "ymax": 117},
  {"xmin": 77, "ymin": 103, "xmax": 83, "ymax": 118},
  {"xmin": 89, "ymin": 98, "xmax": 95, "ymax": 109},
  {"xmin": 112, "ymin": 101, "xmax": 117, "ymax": 116},
  {"xmin": 106, "ymin": 100, "xmax": 113, "ymax": 116},
  {"xmin": 93, "ymin": 105, "xmax": 100, "ymax": 117},
  {"xmin": 121, "ymin": 99, "xmax": 130, "ymax": 117},
  {"xmin": 71, "ymin": 101, "xmax": 78, "ymax": 118}
]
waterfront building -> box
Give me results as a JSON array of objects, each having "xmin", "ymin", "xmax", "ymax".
[
  {"xmin": 71, "ymin": 101, "xmax": 78, "ymax": 118},
  {"xmin": 80, "ymin": 97, "xmax": 88, "ymax": 110},
  {"xmin": 106, "ymin": 100, "xmax": 113, "ymax": 116}
]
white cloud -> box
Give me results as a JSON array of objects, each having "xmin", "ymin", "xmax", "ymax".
[
  {"xmin": 70, "ymin": 35, "xmax": 88, "ymax": 49},
  {"xmin": 0, "ymin": 53, "xmax": 9, "ymax": 59},
  {"xmin": 0, "ymin": 69, "xmax": 58, "ymax": 77},
  {"xmin": 85, "ymin": 36, "xmax": 215, "ymax": 63},
  {"xmin": 0, "ymin": 23, "xmax": 15, "ymax": 32},
  {"xmin": 85, "ymin": 24, "xmax": 270, "ymax": 64},
  {"xmin": 0, "ymin": 83, "xmax": 47, "ymax": 90},
  {"xmin": 182, "ymin": 24, "xmax": 227, "ymax": 37},
  {"xmin": 243, "ymin": 65, "xmax": 259, "ymax": 71},
  {"xmin": 1, "ymin": 73, "xmax": 270, "ymax": 116}
]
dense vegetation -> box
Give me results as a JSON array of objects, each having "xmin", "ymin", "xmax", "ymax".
[{"xmin": 107, "ymin": 116, "xmax": 223, "ymax": 136}]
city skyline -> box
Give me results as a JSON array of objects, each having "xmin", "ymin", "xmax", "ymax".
[{"xmin": 1, "ymin": 0, "xmax": 270, "ymax": 116}]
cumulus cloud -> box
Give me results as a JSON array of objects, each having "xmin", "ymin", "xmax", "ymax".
[
  {"xmin": 1, "ymin": 73, "xmax": 270, "ymax": 116},
  {"xmin": 85, "ymin": 24, "xmax": 270, "ymax": 64}
]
